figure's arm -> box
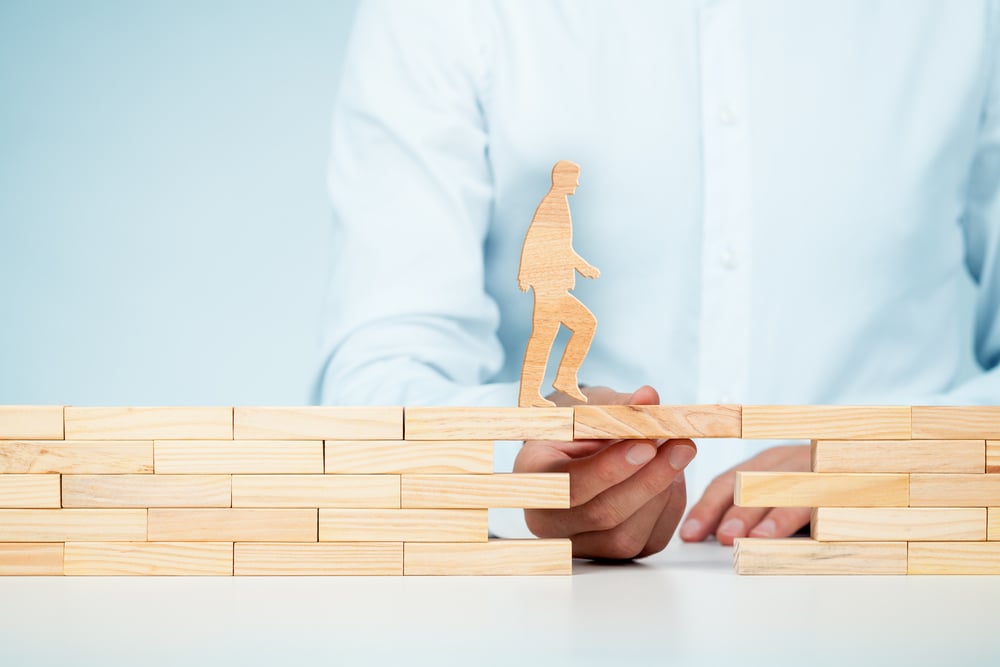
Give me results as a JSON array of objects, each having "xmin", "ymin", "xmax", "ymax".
[
  {"xmin": 573, "ymin": 250, "xmax": 600, "ymax": 279},
  {"xmin": 318, "ymin": 0, "xmax": 516, "ymax": 409}
]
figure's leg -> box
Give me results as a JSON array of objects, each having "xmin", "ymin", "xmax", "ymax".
[
  {"xmin": 519, "ymin": 296, "xmax": 561, "ymax": 407},
  {"xmin": 553, "ymin": 293, "xmax": 597, "ymax": 402}
]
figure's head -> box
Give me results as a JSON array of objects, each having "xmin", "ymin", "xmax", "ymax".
[{"xmin": 551, "ymin": 160, "xmax": 580, "ymax": 194}]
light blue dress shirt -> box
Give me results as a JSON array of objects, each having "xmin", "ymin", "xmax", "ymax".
[{"xmin": 318, "ymin": 0, "xmax": 1000, "ymax": 533}]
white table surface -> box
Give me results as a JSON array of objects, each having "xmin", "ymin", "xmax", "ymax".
[{"xmin": 1, "ymin": 539, "xmax": 997, "ymax": 667}]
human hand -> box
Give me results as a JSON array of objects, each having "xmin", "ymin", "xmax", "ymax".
[
  {"xmin": 679, "ymin": 444, "xmax": 811, "ymax": 546},
  {"xmin": 514, "ymin": 385, "xmax": 696, "ymax": 560}
]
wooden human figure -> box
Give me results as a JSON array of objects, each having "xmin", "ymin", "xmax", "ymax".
[{"xmin": 517, "ymin": 160, "xmax": 600, "ymax": 407}]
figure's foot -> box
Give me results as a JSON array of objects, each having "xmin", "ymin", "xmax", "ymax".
[
  {"xmin": 520, "ymin": 391, "xmax": 556, "ymax": 408},
  {"xmin": 553, "ymin": 374, "xmax": 587, "ymax": 403}
]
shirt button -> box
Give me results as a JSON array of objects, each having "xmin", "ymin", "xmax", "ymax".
[
  {"xmin": 720, "ymin": 248, "xmax": 737, "ymax": 269},
  {"xmin": 718, "ymin": 104, "xmax": 737, "ymax": 126}
]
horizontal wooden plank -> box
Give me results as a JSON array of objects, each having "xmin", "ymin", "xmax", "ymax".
[
  {"xmin": 908, "ymin": 542, "xmax": 1000, "ymax": 574},
  {"xmin": 987, "ymin": 441, "xmax": 1000, "ymax": 473},
  {"xmin": 324, "ymin": 440, "xmax": 494, "ymax": 474},
  {"xmin": 812, "ymin": 507, "xmax": 986, "ymax": 541},
  {"xmin": 0, "ymin": 543, "xmax": 64, "ymax": 575},
  {"xmin": 154, "ymin": 440, "xmax": 323, "ymax": 474},
  {"xmin": 64, "ymin": 542, "xmax": 233, "ymax": 575},
  {"xmin": 573, "ymin": 405, "xmax": 741, "ymax": 439},
  {"xmin": 742, "ymin": 406, "xmax": 911, "ymax": 440},
  {"xmin": 735, "ymin": 472, "xmax": 909, "ymax": 507},
  {"xmin": 733, "ymin": 538, "xmax": 907, "ymax": 575},
  {"xmin": 319, "ymin": 509, "xmax": 487, "ymax": 542},
  {"xmin": 65, "ymin": 407, "xmax": 233, "ymax": 440},
  {"xmin": 404, "ymin": 539, "xmax": 571, "ymax": 576},
  {"xmin": 0, "ymin": 440, "xmax": 153, "ymax": 474},
  {"xmin": 0, "ymin": 474, "xmax": 61, "ymax": 508},
  {"xmin": 147, "ymin": 508, "xmax": 317, "ymax": 542},
  {"xmin": 912, "ymin": 406, "xmax": 1000, "ymax": 439},
  {"xmin": 909, "ymin": 474, "xmax": 1000, "ymax": 507},
  {"xmin": 62, "ymin": 475, "xmax": 231, "ymax": 508},
  {"xmin": 400, "ymin": 474, "xmax": 569, "ymax": 509},
  {"xmin": 0, "ymin": 406, "xmax": 63, "ymax": 439},
  {"xmin": 234, "ymin": 406, "xmax": 402, "ymax": 440},
  {"xmin": 234, "ymin": 542, "xmax": 402, "ymax": 575},
  {"xmin": 0, "ymin": 509, "xmax": 147, "ymax": 542},
  {"xmin": 812, "ymin": 439, "xmax": 985, "ymax": 473},
  {"xmin": 231, "ymin": 475, "xmax": 399, "ymax": 508},
  {"xmin": 404, "ymin": 407, "xmax": 573, "ymax": 441}
]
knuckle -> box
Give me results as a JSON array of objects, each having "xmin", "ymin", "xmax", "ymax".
[
  {"xmin": 603, "ymin": 529, "xmax": 646, "ymax": 561},
  {"xmin": 579, "ymin": 497, "xmax": 627, "ymax": 532}
]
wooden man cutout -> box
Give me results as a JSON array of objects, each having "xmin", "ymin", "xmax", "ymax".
[{"xmin": 517, "ymin": 160, "xmax": 600, "ymax": 407}]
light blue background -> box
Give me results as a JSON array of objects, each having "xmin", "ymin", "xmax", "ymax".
[{"xmin": 0, "ymin": 1, "xmax": 360, "ymax": 405}]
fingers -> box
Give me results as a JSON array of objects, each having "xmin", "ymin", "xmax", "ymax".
[
  {"xmin": 748, "ymin": 507, "xmax": 812, "ymax": 538},
  {"xmin": 679, "ymin": 469, "xmax": 737, "ymax": 542},
  {"xmin": 569, "ymin": 485, "xmax": 672, "ymax": 560},
  {"xmin": 711, "ymin": 506, "xmax": 769, "ymax": 546},
  {"xmin": 637, "ymin": 473, "xmax": 687, "ymax": 558}
]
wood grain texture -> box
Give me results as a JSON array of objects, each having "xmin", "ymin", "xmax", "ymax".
[
  {"xmin": 64, "ymin": 542, "xmax": 233, "ymax": 575},
  {"xmin": 735, "ymin": 472, "xmax": 909, "ymax": 507},
  {"xmin": 0, "ymin": 474, "xmax": 61, "ymax": 508},
  {"xmin": 742, "ymin": 406, "xmax": 911, "ymax": 440},
  {"xmin": 573, "ymin": 405, "xmax": 741, "ymax": 439},
  {"xmin": 234, "ymin": 542, "xmax": 403, "ymax": 575},
  {"xmin": 912, "ymin": 406, "xmax": 1000, "ymax": 439},
  {"xmin": 231, "ymin": 474, "xmax": 399, "ymax": 508},
  {"xmin": 64, "ymin": 407, "xmax": 233, "ymax": 440},
  {"xmin": 234, "ymin": 406, "xmax": 402, "ymax": 440},
  {"xmin": 400, "ymin": 474, "xmax": 569, "ymax": 509},
  {"xmin": 987, "ymin": 441, "xmax": 1000, "ymax": 473},
  {"xmin": 811, "ymin": 439, "xmax": 985, "ymax": 473},
  {"xmin": 147, "ymin": 508, "xmax": 317, "ymax": 542},
  {"xmin": 0, "ymin": 509, "xmax": 147, "ymax": 542},
  {"xmin": 405, "ymin": 407, "xmax": 574, "ymax": 441},
  {"xmin": 404, "ymin": 539, "xmax": 572, "ymax": 575},
  {"xmin": 0, "ymin": 440, "xmax": 153, "ymax": 474},
  {"xmin": 0, "ymin": 406, "xmax": 63, "ymax": 439},
  {"xmin": 324, "ymin": 440, "xmax": 494, "ymax": 474},
  {"xmin": 319, "ymin": 509, "xmax": 487, "ymax": 542},
  {"xmin": 909, "ymin": 474, "xmax": 1000, "ymax": 507},
  {"xmin": 62, "ymin": 475, "xmax": 231, "ymax": 508},
  {"xmin": 733, "ymin": 538, "xmax": 907, "ymax": 575},
  {"xmin": 989, "ymin": 508, "xmax": 1000, "ymax": 540},
  {"xmin": 0, "ymin": 543, "xmax": 64, "ymax": 575},
  {"xmin": 154, "ymin": 440, "xmax": 323, "ymax": 474},
  {"xmin": 811, "ymin": 507, "xmax": 986, "ymax": 541},
  {"xmin": 908, "ymin": 542, "xmax": 1000, "ymax": 574}
]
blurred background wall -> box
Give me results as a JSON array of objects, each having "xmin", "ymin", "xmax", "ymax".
[{"xmin": 0, "ymin": 0, "xmax": 360, "ymax": 405}]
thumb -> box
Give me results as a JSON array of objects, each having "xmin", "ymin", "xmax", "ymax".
[{"xmin": 583, "ymin": 385, "xmax": 660, "ymax": 407}]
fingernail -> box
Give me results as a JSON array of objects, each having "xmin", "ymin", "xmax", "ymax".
[
  {"xmin": 719, "ymin": 518, "xmax": 745, "ymax": 536},
  {"xmin": 625, "ymin": 443, "xmax": 656, "ymax": 465},
  {"xmin": 751, "ymin": 518, "xmax": 777, "ymax": 537},
  {"xmin": 680, "ymin": 518, "xmax": 701, "ymax": 540},
  {"xmin": 668, "ymin": 445, "xmax": 696, "ymax": 471}
]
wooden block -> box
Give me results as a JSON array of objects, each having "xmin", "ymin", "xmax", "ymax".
[
  {"xmin": 234, "ymin": 406, "xmax": 402, "ymax": 440},
  {"xmin": 400, "ymin": 474, "xmax": 569, "ymax": 509},
  {"xmin": 64, "ymin": 542, "xmax": 233, "ymax": 575},
  {"xmin": 234, "ymin": 542, "xmax": 402, "ymax": 575},
  {"xmin": 405, "ymin": 407, "xmax": 574, "ymax": 441},
  {"xmin": 988, "ymin": 508, "xmax": 1000, "ymax": 540},
  {"xmin": 573, "ymin": 404, "xmax": 741, "ymax": 439},
  {"xmin": 64, "ymin": 407, "xmax": 233, "ymax": 440},
  {"xmin": 231, "ymin": 475, "xmax": 399, "ymax": 508},
  {"xmin": 0, "ymin": 474, "xmax": 61, "ymax": 508},
  {"xmin": 319, "ymin": 509, "xmax": 487, "ymax": 542},
  {"xmin": 909, "ymin": 474, "xmax": 1000, "ymax": 506},
  {"xmin": 742, "ymin": 406, "xmax": 910, "ymax": 440},
  {"xmin": 986, "ymin": 441, "xmax": 1000, "ymax": 473},
  {"xmin": 0, "ymin": 543, "xmax": 64, "ymax": 575},
  {"xmin": 0, "ymin": 509, "xmax": 147, "ymax": 541},
  {"xmin": 812, "ymin": 507, "xmax": 986, "ymax": 541},
  {"xmin": 148, "ymin": 508, "xmax": 317, "ymax": 542},
  {"xmin": 733, "ymin": 538, "xmax": 907, "ymax": 575},
  {"xmin": 324, "ymin": 440, "xmax": 493, "ymax": 474},
  {"xmin": 908, "ymin": 542, "xmax": 1000, "ymax": 574},
  {"xmin": 812, "ymin": 439, "xmax": 985, "ymax": 473},
  {"xmin": 912, "ymin": 406, "xmax": 1000, "ymax": 439},
  {"xmin": 735, "ymin": 472, "xmax": 908, "ymax": 507},
  {"xmin": 0, "ymin": 406, "xmax": 63, "ymax": 439},
  {"xmin": 62, "ymin": 475, "xmax": 231, "ymax": 508},
  {"xmin": 154, "ymin": 440, "xmax": 323, "ymax": 474},
  {"xmin": 0, "ymin": 440, "xmax": 153, "ymax": 474},
  {"xmin": 404, "ymin": 539, "xmax": 572, "ymax": 575}
]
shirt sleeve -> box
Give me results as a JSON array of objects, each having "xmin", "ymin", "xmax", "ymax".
[{"xmin": 317, "ymin": 0, "xmax": 518, "ymax": 411}]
